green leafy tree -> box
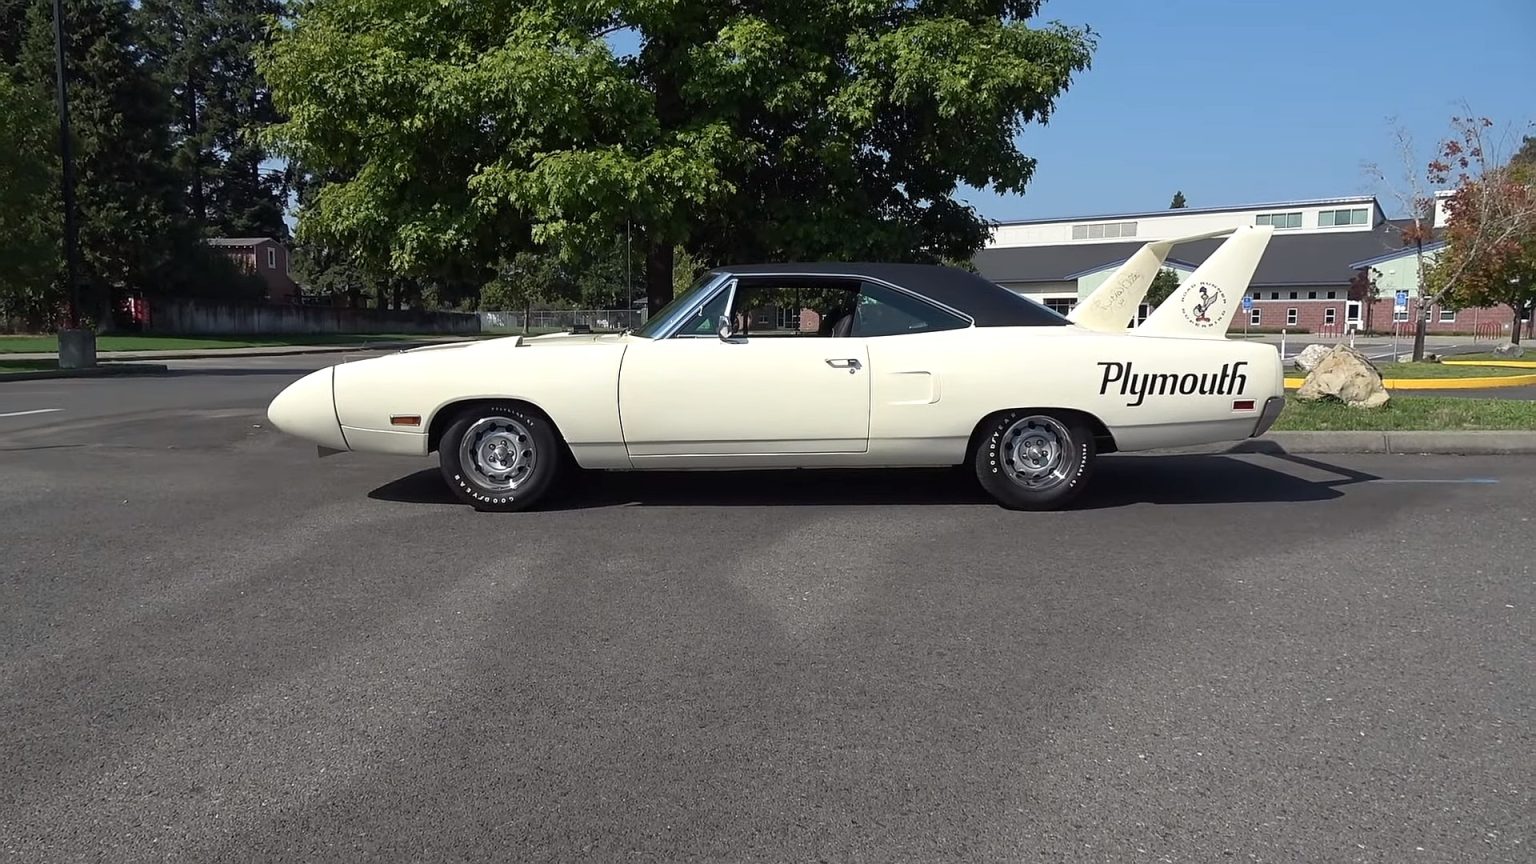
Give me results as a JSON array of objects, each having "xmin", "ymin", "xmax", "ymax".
[
  {"xmin": 259, "ymin": 0, "xmax": 1096, "ymax": 315},
  {"xmin": 138, "ymin": 0, "xmax": 290, "ymax": 238},
  {"xmin": 1435, "ymin": 146, "xmax": 1536, "ymax": 342},
  {"xmin": 1169, "ymin": 190, "xmax": 1187, "ymax": 209},
  {"xmin": 1144, "ymin": 267, "xmax": 1181, "ymax": 308},
  {"xmin": 0, "ymin": 71, "xmax": 61, "ymax": 327}
]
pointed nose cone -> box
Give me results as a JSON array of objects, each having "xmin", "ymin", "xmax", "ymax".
[{"xmin": 267, "ymin": 366, "xmax": 348, "ymax": 450}]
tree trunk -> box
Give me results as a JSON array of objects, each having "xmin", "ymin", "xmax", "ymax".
[
  {"xmin": 391, "ymin": 283, "xmax": 402, "ymax": 311},
  {"xmin": 1513, "ymin": 307, "xmax": 1524, "ymax": 345},
  {"xmin": 523, "ymin": 297, "xmax": 531, "ymax": 335},
  {"xmin": 645, "ymin": 242, "xmax": 675, "ymax": 316}
]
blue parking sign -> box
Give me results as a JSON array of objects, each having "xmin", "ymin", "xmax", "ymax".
[
  {"xmin": 1394, "ymin": 290, "xmax": 1408, "ymax": 311},
  {"xmin": 1242, "ymin": 296, "xmax": 1253, "ymax": 311}
]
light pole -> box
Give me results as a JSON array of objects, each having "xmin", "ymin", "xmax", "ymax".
[{"xmin": 52, "ymin": 0, "xmax": 95, "ymax": 367}]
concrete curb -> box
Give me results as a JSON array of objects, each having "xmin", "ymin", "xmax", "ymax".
[
  {"xmin": 1241, "ymin": 431, "xmax": 1536, "ymax": 455},
  {"xmin": 0, "ymin": 363, "xmax": 171, "ymax": 382}
]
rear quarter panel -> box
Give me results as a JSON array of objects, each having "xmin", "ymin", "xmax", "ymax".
[{"xmin": 867, "ymin": 326, "xmax": 1282, "ymax": 457}]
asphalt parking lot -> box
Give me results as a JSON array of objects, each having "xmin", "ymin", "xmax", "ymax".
[{"xmin": 2, "ymin": 355, "xmax": 1532, "ymax": 862}]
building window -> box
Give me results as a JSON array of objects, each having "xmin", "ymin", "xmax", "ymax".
[
  {"xmin": 1440, "ymin": 308, "xmax": 1456, "ymax": 322},
  {"xmin": 1252, "ymin": 291, "xmax": 1261, "ymax": 299},
  {"xmin": 1270, "ymin": 292, "xmax": 1279, "ymax": 300},
  {"xmin": 1044, "ymin": 298, "xmax": 1076, "ymax": 316},
  {"xmin": 1250, "ymin": 309, "xmax": 1261, "ymax": 326},
  {"xmin": 1318, "ymin": 207, "xmax": 1369, "ymax": 227},
  {"xmin": 1324, "ymin": 308, "xmax": 1336, "ymax": 325},
  {"xmin": 1071, "ymin": 221, "xmax": 1137, "ymax": 240},
  {"xmin": 1286, "ymin": 308, "xmax": 1298, "ymax": 326},
  {"xmin": 266, "ymin": 247, "xmax": 277, "ymax": 269},
  {"xmin": 1288, "ymin": 292, "xmax": 1298, "ymax": 299},
  {"xmin": 1256, "ymin": 212, "xmax": 1302, "ymax": 229},
  {"xmin": 1326, "ymin": 291, "xmax": 1336, "ymax": 299},
  {"xmin": 1393, "ymin": 309, "xmax": 1409, "ymax": 322}
]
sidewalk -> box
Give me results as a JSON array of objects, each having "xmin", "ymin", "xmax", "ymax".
[{"xmin": 1, "ymin": 336, "xmax": 480, "ymax": 363}]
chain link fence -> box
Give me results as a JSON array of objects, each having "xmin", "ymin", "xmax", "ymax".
[{"xmin": 479, "ymin": 309, "xmax": 648, "ymax": 333}]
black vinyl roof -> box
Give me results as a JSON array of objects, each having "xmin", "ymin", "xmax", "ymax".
[{"xmin": 711, "ymin": 262, "xmax": 1069, "ymax": 327}]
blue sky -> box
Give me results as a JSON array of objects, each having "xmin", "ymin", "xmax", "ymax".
[{"xmin": 960, "ymin": 0, "xmax": 1536, "ymax": 222}]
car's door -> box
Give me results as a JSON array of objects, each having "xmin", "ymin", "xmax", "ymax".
[{"xmin": 618, "ymin": 279, "xmax": 872, "ymax": 459}]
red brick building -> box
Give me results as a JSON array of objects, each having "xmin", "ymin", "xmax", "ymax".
[{"xmin": 207, "ymin": 237, "xmax": 301, "ymax": 304}]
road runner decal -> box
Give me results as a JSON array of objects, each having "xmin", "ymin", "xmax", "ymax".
[
  {"xmin": 1182, "ymin": 281, "xmax": 1225, "ymax": 328},
  {"xmin": 1098, "ymin": 361, "xmax": 1248, "ymax": 407}
]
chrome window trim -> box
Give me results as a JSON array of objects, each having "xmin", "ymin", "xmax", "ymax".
[
  {"xmin": 705, "ymin": 270, "xmax": 977, "ymax": 330},
  {"xmin": 651, "ymin": 269, "xmax": 987, "ymax": 339}
]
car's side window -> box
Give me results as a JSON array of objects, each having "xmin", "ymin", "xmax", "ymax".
[
  {"xmin": 728, "ymin": 279, "xmax": 863, "ymax": 338},
  {"xmin": 850, "ymin": 281, "xmax": 970, "ymax": 337}
]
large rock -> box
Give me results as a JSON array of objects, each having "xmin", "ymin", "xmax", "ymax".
[
  {"xmin": 1492, "ymin": 342, "xmax": 1525, "ymax": 358},
  {"xmin": 1293, "ymin": 343, "xmax": 1332, "ymax": 372},
  {"xmin": 1295, "ymin": 345, "xmax": 1390, "ymax": 408}
]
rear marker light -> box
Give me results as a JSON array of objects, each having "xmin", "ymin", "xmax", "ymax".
[
  {"xmin": 1233, "ymin": 400, "xmax": 1255, "ymax": 411},
  {"xmin": 390, "ymin": 415, "xmax": 422, "ymax": 427}
]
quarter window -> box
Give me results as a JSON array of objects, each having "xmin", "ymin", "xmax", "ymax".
[{"xmin": 848, "ymin": 281, "xmax": 969, "ymax": 337}]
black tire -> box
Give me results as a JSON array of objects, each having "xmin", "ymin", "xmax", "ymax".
[
  {"xmin": 974, "ymin": 410, "xmax": 1096, "ymax": 510},
  {"xmin": 437, "ymin": 402, "xmax": 561, "ymax": 512}
]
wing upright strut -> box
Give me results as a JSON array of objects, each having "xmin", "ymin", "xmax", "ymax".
[
  {"xmin": 1133, "ymin": 225, "xmax": 1275, "ymax": 339},
  {"xmin": 1066, "ymin": 228, "xmax": 1236, "ymax": 332}
]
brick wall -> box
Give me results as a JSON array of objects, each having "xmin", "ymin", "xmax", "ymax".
[{"xmin": 1228, "ymin": 298, "xmax": 1526, "ymax": 336}]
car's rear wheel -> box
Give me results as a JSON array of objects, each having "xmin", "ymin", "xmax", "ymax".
[
  {"xmin": 974, "ymin": 410, "xmax": 1096, "ymax": 510},
  {"xmin": 438, "ymin": 403, "xmax": 560, "ymax": 512}
]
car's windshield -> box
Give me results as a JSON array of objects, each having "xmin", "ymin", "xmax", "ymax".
[{"xmin": 631, "ymin": 272, "xmax": 725, "ymax": 339}]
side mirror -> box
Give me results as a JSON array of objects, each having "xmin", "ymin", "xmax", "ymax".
[{"xmin": 717, "ymin": 315, "xmax": 735, "ymax": 341}]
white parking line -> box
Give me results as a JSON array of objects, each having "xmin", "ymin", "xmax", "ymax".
[{"xmin": 0, "ymin": 408, "xmax": 62, "ymax": 419}]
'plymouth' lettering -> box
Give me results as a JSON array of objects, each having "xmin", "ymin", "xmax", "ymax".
[{"xmin": 1098, "ymin": 361, "xmax": 1248, "ymax": 407}]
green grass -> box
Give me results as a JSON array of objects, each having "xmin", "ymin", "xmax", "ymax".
[
  {"xmin": 1373, "ymin": 361, "xmax": 1534, "ymax": 379},
  {"xmin": 1273, "ymin": 395, "xmax": 1536, "ymax": 431},
  {"xmin": 0, "ymin": 333, "xmax": 469, "ymax": 354},
  {"xmin": 1440, "ymin": 352, "xmax": 1533, "ymax": 364},
  {"xmin": 0, "ymin": 360, "xmax": 60, "ymax": 374}
]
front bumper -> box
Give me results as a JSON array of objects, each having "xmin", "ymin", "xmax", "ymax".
[{"xmin": 1250, "ymin": 395, "xmax": 1285, "ymax": 438}]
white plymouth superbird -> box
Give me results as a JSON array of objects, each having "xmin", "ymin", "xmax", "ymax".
[{"xmin": 268, "ymin": 226, "xmax": 1285, "ymax": 510}]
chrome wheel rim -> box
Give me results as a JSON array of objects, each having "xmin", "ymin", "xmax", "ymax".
[
  {"xmin": 1000, "ymin": 415, "xmax": 1073, "ymax": 489},
  {"xmin": 459, "ymin": 416, "xmax": 537, "ymax": 491}
]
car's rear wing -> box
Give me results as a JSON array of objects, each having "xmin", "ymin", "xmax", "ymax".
[{"xmin": 1066, "ymin": 225, "xmax": 1275, "ymax": 339}]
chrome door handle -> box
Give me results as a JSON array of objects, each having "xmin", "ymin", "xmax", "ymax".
[{"xmin": 825, "ymin": 358, "xmax": 862, "ymax": 370}]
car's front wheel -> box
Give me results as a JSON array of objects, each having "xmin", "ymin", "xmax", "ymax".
[
  {"xmin": 974, "ymin": 410, "xmax": 1096, "ymax": 510},
  {"xmin": 438, "ymin": 403, "xmax": 561, "ymax": 511}
]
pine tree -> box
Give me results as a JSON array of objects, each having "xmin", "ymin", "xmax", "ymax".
[
  {"xmin": 1169, "ymin": 190, "xmax": 1187, "ymax": 209},
  {"xmin": 15, "ymin": 0, "xmax": 190, "ymax": 321},
  {"xmin": 138, "ymin": 0, "xmax": 290, "ymax": 239}
]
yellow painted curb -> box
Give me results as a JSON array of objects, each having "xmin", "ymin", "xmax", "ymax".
[
  {"xmin": 1441, "ymin": 359, "xmax": 1536, "ymax": 369},
  {"xmin": 1285, "ymin": 373, "xmax": 1536, "ymax": 390}
]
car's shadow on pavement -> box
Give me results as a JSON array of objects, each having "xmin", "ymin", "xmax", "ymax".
[{"xmin": 368, "ymin": 448, "xmax": 1379, "ymax": 510}]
